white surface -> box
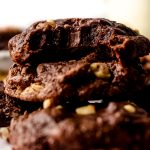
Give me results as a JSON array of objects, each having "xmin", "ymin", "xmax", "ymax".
[
  {"xmin": 0, "ymin": 0, "xmax": 149, "ymax": 37},
  {"xmin": 0, "ymin": 0, "xmax": 106, "ymax": 27},
  {"xmin": 0, "ymin": 139, "xmax": 11, "ymax": 150}
]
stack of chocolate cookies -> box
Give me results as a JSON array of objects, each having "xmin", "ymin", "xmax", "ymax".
[{"xmin": 2, "ymin": 18, "xmax": 150, "ymax": 150}]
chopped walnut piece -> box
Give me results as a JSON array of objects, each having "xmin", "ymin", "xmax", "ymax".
[
  {"xmin": 76, "ymin": 105, "xmax": 96, "ymax": 115},
  {"xmin": 43, "ymin": 98, "xmax": 54, "ymax": 109},
  {"xmin": 47, "ymin": 19, "xmax": 56, "ymax": 28},
  {"xmin": 90, "ymin": 62, "xmax": 111, "ymax": 78},
  {"xmin": 21, "ymin": 83, "xmax": 43, "ymax": 96},
  {"xmin": 123, "ymin": 104, "xmax": 136, "ymax": 113}
]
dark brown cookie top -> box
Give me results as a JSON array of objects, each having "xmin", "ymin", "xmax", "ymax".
[
  {"xmin": 8, "ymin": 18, "xmax": 150, "ymax": 64},
  {"xmin": 9, "ymin": 101, "xmax": 150, "ymax": 150},
  {"xmin": 0, "ymin": 27, "xmax": 22, "ymax": 50},
  {"xmin": 0, "ymin": 81, "xmax": 42, "ymax": 127},
  {"xmin": 4, "ymin": 52, "xmax": 146, "ymax": 103}
]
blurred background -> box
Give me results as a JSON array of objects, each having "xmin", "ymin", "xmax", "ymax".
[
  {"xmin": 0, "ymin": 0, "xmax": 150, "ymax": 38},
  {"xmin": 0, "ymin": 0, "xmax": 149, "ymax": 77}
]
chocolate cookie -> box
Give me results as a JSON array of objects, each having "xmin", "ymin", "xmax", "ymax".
[
  {"xmin": 9, "ymin": 102, "xmax": 150, "ymax": 150},
  {"xmin": 4, "ymin": 51, "xmax": 145, "ymax": 103},
  {"xmin": 0, "ymin": 81, "xmax": 42, "ymax": 127},
  {"xmin": 8, "ymin": 18, "xmax": 150, "ymax": 64},
  {"xmin": 0, "ymin": 27, "xmax": 22, "ymax": 50}
]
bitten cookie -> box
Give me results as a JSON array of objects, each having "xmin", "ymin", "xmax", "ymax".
[{"xmin": 8, "ymin": 18, "xmax": 150, "ymax": 64}]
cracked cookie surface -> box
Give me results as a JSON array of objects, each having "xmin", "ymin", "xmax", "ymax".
[{"xmin": 8, "ymin": 18, "xmax": 150, "ymax": 64}]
